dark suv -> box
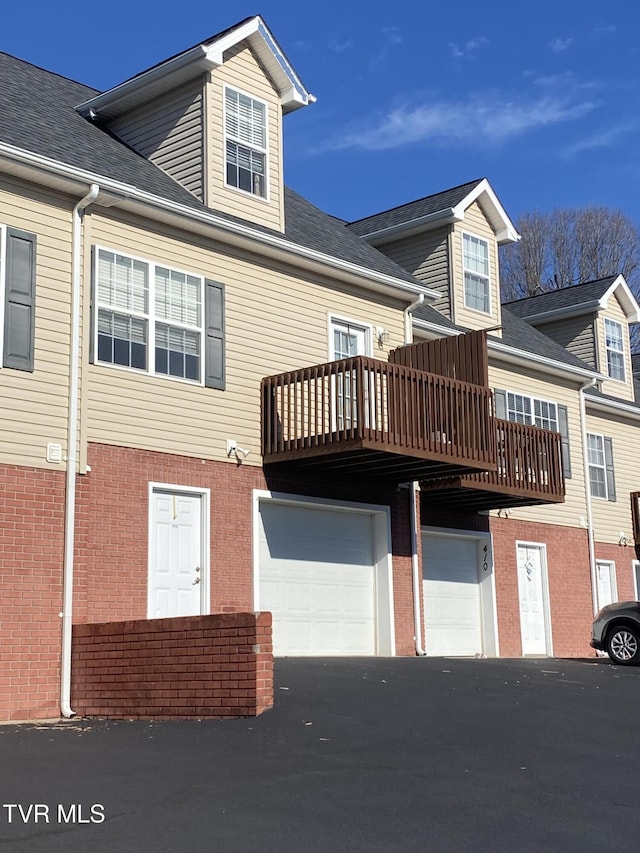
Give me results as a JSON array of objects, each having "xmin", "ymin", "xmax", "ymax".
[{"xmin": 591, "ymin": 601, "xmax": 640, "ymax": 665}]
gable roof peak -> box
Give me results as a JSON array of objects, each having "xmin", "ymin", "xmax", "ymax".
[
  {"xmin": 347, "ymin": 176, "xmax": 518, "ymax": 246},
  {"xmin": 76, "ymin": 15, "xmax": 315, "ymax": 122}
]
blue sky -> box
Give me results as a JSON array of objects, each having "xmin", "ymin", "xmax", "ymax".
[{"xmin": 3, "ymin": 1, "xmax": 639, "ymax": 227}]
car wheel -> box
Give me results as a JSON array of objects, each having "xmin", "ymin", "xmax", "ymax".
[{"xmin": 606, "ymin": 625, "xmax": 640, "ymax": 665}]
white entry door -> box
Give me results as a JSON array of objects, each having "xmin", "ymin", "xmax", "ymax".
[
  {"xmin": 595, "ymin": 561, "xmax": 617, "ymax": 610},
  {"xmin": 149, "ymin": 490, "xmax": 205, "ymax": 619},
  {"xmin": 330, "ymin": 319, "xmax": 369, "ymax": 430},
  {"xmin": 516, "ymin": 543, "xmax": 550, "ymax": 655},
  {"xmin": 422, "ymin": 535, "xmax": 484, "ymax": 656}
]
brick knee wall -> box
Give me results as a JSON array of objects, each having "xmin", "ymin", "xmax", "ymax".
[
  {"xmin": 0, "ymin": 465, "xmax": 65, "ymax": 722},
  {"xmin": 71, "ymin": 612, "xmax": 273, "ymax": 719}
]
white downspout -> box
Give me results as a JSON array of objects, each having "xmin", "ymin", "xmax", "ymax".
[
  {"xmin": 579, "ymin": 377, "xmax": 599, "ymax": 616},
  {"xmin": 404, "ymin": 293, "xmax": 427, "ymax": 654},
  {"xmin": 61, "ymin": 183, "xmax": 99, "ymax": 718}
]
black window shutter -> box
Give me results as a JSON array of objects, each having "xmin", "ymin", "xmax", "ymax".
[
  {"xmin": 604, "ymin": 436, "xmax": 616, "ymax": 502},
  {"xmin": 494, "ymin": 388, "xmax": 507, "ymax": 419},
  {"xmin": 4, "ymin": 228, "xmax": 36, "ymax": 371},
  {"xmin": 89, "ymin": 245, "xmax": 96, "ymax": 364},
  {"xmin": 204, "ymin": 279, "xmax": 225, "ymax": 390},
  {"xmin": 557, "ymin": 405, "xmax": 572, "ymax": 479}
]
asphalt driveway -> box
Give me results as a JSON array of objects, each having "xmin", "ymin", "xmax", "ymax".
[{"xmin": 1, "ymin": 656, "xmax": 638, "ymax": 852}]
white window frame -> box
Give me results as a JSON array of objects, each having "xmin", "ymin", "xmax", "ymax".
[
  {"xmin": 506, "ymin": 391, "xmax": 558, "ymax": 432},
  {"xmin": 462, "ymin": 231, "xmax": 491, "ymax": 315},
  {"xmin": 633, "ymin": 560, "xmax": 640, "ymax": 600},
  {"xmin": 587, "ymin": 432, "xmax": 608, "ymax": 500},
  {"xmin": 604, "ymin": 318, "xmax": 626, "ymax": 382},
  {"xmin": 327, "ymin": 315, "xmax": 373, "ymax": 361},
  {"xmin": 223, "ymin": 85, "xmax": 269, "ymax": 202},
  {"xmin": 93, "ymin": 245, "xmax": 205, "ymax": 386}
]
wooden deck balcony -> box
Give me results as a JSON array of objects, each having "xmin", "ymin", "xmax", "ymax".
[
  {"xmin": 261, "ymin": 356, "xmax": 496, "ymax": 483},
  {"xmin": 421, "ymin": 418, "xmax": 565, "ymax": 509}
]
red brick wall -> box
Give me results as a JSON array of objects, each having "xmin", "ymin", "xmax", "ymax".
[
  {"xmin": 75, "ymin": 443, "xmax": 416, "ymax": 655},
  {"xmin": 71, "ymin": 612, "xmax": 273, "ymax": 719},
  {"xmin": 490, "ymin": 518, "xmax": 593, "ymax": 658},
  {"xmin": 0, "ymin": 465, "xmax": 65, "ymax": 721}
]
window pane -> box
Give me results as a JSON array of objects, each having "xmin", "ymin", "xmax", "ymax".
[
  {"xmin": 155, "ymin": 323, "xmax": 200, "ymax": 381},
  {"xmin": 97, "ymin": 309, "xmax": 147, "ymax": 370},
  {"xmin": 464, "ymin": 272, "xmax": 490, "ymax": 313}
]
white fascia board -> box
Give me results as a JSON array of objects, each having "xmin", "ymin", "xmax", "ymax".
[
  {"xmin": 511, "ymin": 301, "xmax": 601, "ymax": 324},
  {"xmin": 76, "ymin": 45, "xmax": 214, "ymax": 119},
  {"xmin": 361, "ymin": 209, "xmax": 461, "ymax": 245},
  {"xmin": 411, "ymin": 318, "xmax": 461, "ymax": 339},
  {"xmin": 488, "ymin": 337, "xmax": 602, "ymax": 382},
  {"xmin": 452, "ymin": 178, "xmax": 519, "ymax": 244},
  {"xmin": 600, "ymin": 274, "xmax": 640, "ymax": 322},
  {"xmin": 0, "ymin": 142, "xmax": 429, "ymax": 304},
  {"xmin": 585, "ymin": 394, "xmax": 640, "ymax": 419}
]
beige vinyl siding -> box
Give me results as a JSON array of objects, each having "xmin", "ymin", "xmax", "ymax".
[
  {"xmin": 378, "ymin": 227, "xmax": 451, "ymax": 318},
  {"xmin": 596, "ymin": 297, "xmax": 634, "ymax": 401},
  {"xmin": 586, "ymin": 409, "xmax": 639, "ymax": 544},
  {"xmin": 488, "ymin": 361, "xmax": 586, "ymax": 528},
  {"xmin": 536, "ymin": 314, "xmax": 596, "ymax": 368},
  {"xmin": 109, "ymin": 81, "xmax": 204, "ymax": 201},
  {"xmin": 85, "ymin": 210, "xmax": 405, "ymax": 462},
  {"xmin": 0, "ymin": 178, "xmax": 73, "ymax": 468},
  {"xmin": 451, "ymin": 201, "xmax": 502, "ymax": 335},
  {"xmin": 206, "ymin": 41, "xmax": 283, "ymax": 232}
]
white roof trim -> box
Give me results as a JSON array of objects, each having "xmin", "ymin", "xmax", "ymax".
[
  {"xmin": 488, "ymin": 338, "xmax": 600, "ymax": 382},
  {"xmin": 76, "ymin": 15, "xmax": 314, "ymax": 120},
  {"xmin": 451, "ymin": 178, "xmax": 519, "ymax": 245},
  {"xmin": 599, "ymin": 274, "xmax": 640, "ymax": 322},
  {"xmin": 0, "ymin": 141, "xmax": 432, "ymax": 304},
  {"xmin": 359, "ymin": 178, "xmax": 519, "ymax": 247},
  {"xmin": 509, "ymin": 275, "xmax": 640, "ymax": 325},
  {"xmin": 585, "ymin": 393, "xmax": 640, "ymax": 419}
]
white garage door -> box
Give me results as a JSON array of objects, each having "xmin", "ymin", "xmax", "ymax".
[
  {"xmin": 259, "ymin": 502, "xmax": 376, "ymax": 656},
  {"xmin": 423, "ymin": 535, "xmax": 483, "ymax": 656}
]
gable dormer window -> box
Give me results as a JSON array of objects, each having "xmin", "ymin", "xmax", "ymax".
[
  {"xmin": 462, "ymin": 232, "xmax": 490, "ymax": 314},
  {"xmin": 604, "ymin": 318, "xmax": 625, "ymax": 381},
  {"xmin": 224, "ymin": 87, "xmax": 267, "ymax": 199}
]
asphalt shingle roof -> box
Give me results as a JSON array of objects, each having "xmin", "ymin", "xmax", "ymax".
[
  {"xmin": 503, "ymin": 277, "xmax": 618, "ymax": 319},
  {"xmin": 0, "ymin": 52, "xmax": 416, "ymax": 286},
  {"xmin": 497, "ymin": 309, "xmax": 594, "ymax": 371},
  {"xmin": 346, "ymin": 179, "xmax": 484, "ymax": 238}
]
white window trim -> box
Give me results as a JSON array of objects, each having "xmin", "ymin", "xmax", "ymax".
[
  {"xmin": 586, "ymin": 431, "xmax": 609, "ymax": 500},
  {"xmin": 0, "ymin": 224, "xmax": 6, "ymax": 367},
  {"xmin": 461, "ymin": 230, "xmax": 491, "ymax": 316},
  {"xmin": 93, "ymin": 244, "xmax": 205, "ymax": 386},
  {"xmin": 505, "ymin": 390, "xmax": 559, "ymax": 431},
  {"xmin": 603, "ymin": 317, "xmax": 626, "ymax": 383},
  {"xmin": 147, "ymin": 482, "xmax": 211, "ymax": 619},
  {"xmin": 633, "ymin": 560, "xmax": 640, "ymax": 600},
  {"xmin": 252, "ymin": 489, "xmax": 396, "ymax": 656},
  {"xmin": 223, "ymin": 84, "xmax": 270, "ymax": 204},
  {"xmin": 327, "ymin": 314, "xmax": 373, "ymax": 361}
]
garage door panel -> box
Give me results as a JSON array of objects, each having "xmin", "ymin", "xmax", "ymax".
[
  {"xmin": 259, "ymin": 502, "xmax": 376, "ymax": 656},
  {"xmin": 423, "ymin": 535, "xmax": 483, "ymax": 657}
]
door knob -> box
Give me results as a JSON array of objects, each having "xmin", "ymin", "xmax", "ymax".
[{"xmin": 192, "ymin": 577, "xmax": 201, "ymax": 585}]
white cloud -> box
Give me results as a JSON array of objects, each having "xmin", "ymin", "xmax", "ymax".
[
  {"xmin": 328, "ymin": 38, "xmax": 354, "ymax": 54},
  {"xmin": 449, "ymin": 36, "xmax": 489, "ymax": 60},
  {"xmin": 563, "ymin": 121, "xmax": 638, "ymax": 158},
  {"xmin": 549, "ymin": 37, "xmax": 573, "ymax": 53},
  {"xmin": 323, "ymin": 89, "xmax": 598, "ymax": 152},
  {"xmin": 592, "ymin": 24, "xmax": 616, "ymax": 36},
  {"xmin": 382, "ymin": 26, "xmax": 403, "ymax": 45}
]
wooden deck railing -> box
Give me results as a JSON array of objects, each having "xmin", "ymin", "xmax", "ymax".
[
  {"xmin": 631, "ymin": 492, "xmax": 640, "ymax": 544},
  {"xmin": 459, "ymin": 418, "xmax": 564, "ymax": 499},
  {"xmin": 261, "ymin": 356, "xmax": 495, "ymax": 467}
]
